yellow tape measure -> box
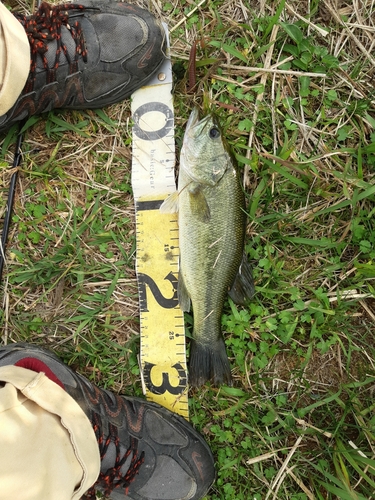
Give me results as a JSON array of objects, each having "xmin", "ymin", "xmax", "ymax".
[
  {"xmin": 131, "ymin": 27, "xmax": 189, "ymax": 419},
  {"xmin": 135, "ymin": 197, "xmax": 188, "ymax": 417}
]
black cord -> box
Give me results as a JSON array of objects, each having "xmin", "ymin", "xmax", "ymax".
[{"xmin": 0, "ymin": 125, "xmax": 24, "ymax": 283}]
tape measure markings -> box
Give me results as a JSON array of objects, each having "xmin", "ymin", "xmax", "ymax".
[{"xmin": 131, "ymin": 26, "xmax": 188, "ymax": 419}]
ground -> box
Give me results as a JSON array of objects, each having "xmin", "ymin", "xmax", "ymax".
[{"xmin": 0, "ymin": 1, "xmax": 375, "ymax": 499}]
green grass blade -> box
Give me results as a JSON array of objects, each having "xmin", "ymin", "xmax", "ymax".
[{"xmin": 263, "ymin": 0, "xmax": 287, "ymax": 39}]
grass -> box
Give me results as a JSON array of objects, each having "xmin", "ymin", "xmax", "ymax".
[{"xmin": 1, "ymin": 0, "xmax": 375, "ymax": 498}]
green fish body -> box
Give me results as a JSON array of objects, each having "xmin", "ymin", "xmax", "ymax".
[{"xmin": 161, "ymin": 108, "xmax": 254, "ymax": 387}]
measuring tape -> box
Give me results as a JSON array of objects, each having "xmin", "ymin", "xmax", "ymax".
[{"xmin": 131, "ymin": 26, "xmax": 189, "ymax": 419}]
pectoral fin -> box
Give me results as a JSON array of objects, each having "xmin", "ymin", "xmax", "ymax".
[
  {"xmin": 228, "ymin": 254, "xmax": 255, "ymax": 306},
  {"xmin": 160, "ymin": 191, "xmax": 179, "ymax": 213},
  {"xmin": 178, "ymin": 268, "xmax": 191, "ymax": 312},
  {"xmin": 189, "ymin": 185, "xmax": 210, "ymax": 222}
]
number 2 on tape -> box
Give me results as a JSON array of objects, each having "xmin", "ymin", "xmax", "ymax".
[{"xmin": 138, "ymin": 272, "xmax": 178, "ymax": 312}]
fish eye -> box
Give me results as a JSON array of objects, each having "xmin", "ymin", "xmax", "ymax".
[{"xmin": 209, "ymin": 126, "xmax": 220, "ymax": 139}]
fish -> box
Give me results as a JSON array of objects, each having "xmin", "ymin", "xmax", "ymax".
[{"xmin": 161, "ymin": 107, "xmax": 255, "ymax": 387}]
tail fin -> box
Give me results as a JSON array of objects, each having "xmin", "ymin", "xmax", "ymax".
[{"xmin": 189, "ymin": 338, "xmax": 232, "ymax": 387}]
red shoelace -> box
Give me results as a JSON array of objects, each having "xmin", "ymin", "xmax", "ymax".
[
  {"xmin": 15, "ymin": 2, "xmax": 88, "ymax": 94},
  {"xmin": 83, "ymin": 412, "xmax": 145, "ymax": 498}
]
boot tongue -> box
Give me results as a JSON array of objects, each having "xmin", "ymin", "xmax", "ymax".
[{"xmin": 14, "ymin": 357, "xmax": 65, "ymax": 389}]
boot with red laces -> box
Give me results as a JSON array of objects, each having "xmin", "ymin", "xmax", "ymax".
[
  {"xmin": 0, "ymin": 1, "xmax": 167, "ymax": 133},
  {"xmin": 0, "ymin": 342, "xmax": 216, "ymax": 500}
]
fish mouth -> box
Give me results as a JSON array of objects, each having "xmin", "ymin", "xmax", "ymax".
[
  {"xmin": 186, "ymin": 107, "xmax": 200, "ymax": 129},
  {"xmin": 186, "ymin": 107, "xmax": 213, "ymax": 135}
]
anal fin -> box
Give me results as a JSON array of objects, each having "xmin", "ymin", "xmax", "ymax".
[{"xmin": 228, "ymin": 253, "xmax": 255, "ymax": 306}]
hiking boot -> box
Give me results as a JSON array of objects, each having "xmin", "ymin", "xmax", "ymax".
[
  {"xmin": 0, "ymin": 342, "xmax": 216, "ymax": 499},
  {"xmin": 0, "ymin": 1, "xmax": 167, "ymax": 133}
]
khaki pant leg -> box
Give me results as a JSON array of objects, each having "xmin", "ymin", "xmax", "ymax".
[
  {"xmin": 0, "ymin": 365, "xmax": 100, "ymax": 500},
  {"xmin": 0, "ymin": 2, "xmax": 30, "ymax": 115}
]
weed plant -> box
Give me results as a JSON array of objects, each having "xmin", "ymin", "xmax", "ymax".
[{"xmin": 1, "ymin": 1, "xmax": 375, "ymax": 499}]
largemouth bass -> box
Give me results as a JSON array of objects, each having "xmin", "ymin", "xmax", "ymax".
[{"xmin": 161, "ymin": 107, "xmax": 254, "ymax": 387}]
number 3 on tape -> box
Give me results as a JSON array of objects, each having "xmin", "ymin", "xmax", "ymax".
[{"xmin": 131, "ymin": 26, "xmax": 189, "ymax": 420}]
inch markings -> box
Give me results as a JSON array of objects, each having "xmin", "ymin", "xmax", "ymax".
[{"xmin": 131, "ymin": 32, "xmax": 188, "ymax": 419}]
